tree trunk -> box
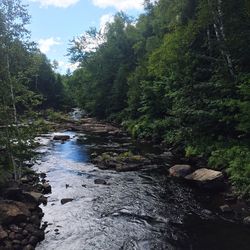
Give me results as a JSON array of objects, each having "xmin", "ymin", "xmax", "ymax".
[{"xmin": 212, "ymin": 0, "xmax": 235, "ymax": 78}]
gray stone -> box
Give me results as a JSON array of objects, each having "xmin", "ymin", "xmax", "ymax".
[
  {"xmin": 243, "ymin": 216, "xmax": 250, "ymax": 226},
  {"xmin": 0, "ymin": 226, "xmax": 8, "ymax": 240},
  {"xmin": 169, "ymin": 165, "xmax": 192, "ymax": 178},
  {"xmin": 61, "ymin": 198, "xmax": 74, "ymax": 205},
  {"xmin": 94, "ymin": 179, "xmax": 107, "ymax": 185},
  {"xmin": 220, "ymin": 204, "xmax": 232, "ymax": 213}
]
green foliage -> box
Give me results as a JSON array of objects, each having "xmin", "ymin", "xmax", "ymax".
[
  {"xmin": 209, "ymin": 146, "xmax": 250, "ymax": 192},
  {"xmin": 0, "ymin": 0, "xmax": 68, "ymax": 182},
  {"xmin": 67, "ymin": 0, "xmax": 250, "ymax": 192}
]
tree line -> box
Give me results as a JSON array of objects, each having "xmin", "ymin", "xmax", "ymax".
[
  {"xmin": 67, "ymin": 0, "xmax": 250, "ymax": 192},
  {"xmin": 0, "ymin": 0, "xmax": 67, "ymax": 183}
]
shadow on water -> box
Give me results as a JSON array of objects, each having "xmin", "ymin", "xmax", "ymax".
[{"xmin": 34, "ymin": 131, "xmax": 250, "ymax": 250}]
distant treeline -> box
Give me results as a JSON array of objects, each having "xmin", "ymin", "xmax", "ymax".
[{"xmin": 66, "ymin": 0, "xmax": 250, "ymax": 192}]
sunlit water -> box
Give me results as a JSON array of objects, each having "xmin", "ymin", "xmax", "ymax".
[{"xmin": 34, "ymin": 131, "xmax": 250, "ymax": 250}]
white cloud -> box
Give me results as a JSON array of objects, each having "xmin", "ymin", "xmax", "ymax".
[
  {"xmin": 58, "ymin": 61, "xmax": 80, "ymax": 73},
  {"xmin": 38, "ymin": 37, "xmax": 61, "ymax": 53},
  {"xmin": 30, "ymin": 0, "xmax": 79, "ymax": 8},
  {"xmin": 92, "ymin": 0, "xmax": 144, "ymax": 10},
  {"xmin": 100, "ymin": 13, "xmax": 114, "ymax": 34}
]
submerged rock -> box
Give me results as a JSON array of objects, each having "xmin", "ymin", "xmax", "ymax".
[
  {"xmin": 169, "ymin": 165, "xmax": 192, "ymax": 178},
  {"xmin": 94, "ymin": 179, "xmax": 107, "ymax": 185},
  {"xmin": 93, "ymin": 152, "xmax": 152, "ymax": 172},
  {"xmin": 53, "ymin": 135, "xmax": 70, "ymax": 141},
  {"xmin": 61, "ymin": 198, "xmax": 74, "ymax": 205}
]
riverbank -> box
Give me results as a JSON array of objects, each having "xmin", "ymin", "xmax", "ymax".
[
  {"xmin": 1, "ymin": 115, "xmax": 250, "ymax": 249},
  {"xmin": 0, "ymin": 169, "xmax": 51, "ymax": 250}
]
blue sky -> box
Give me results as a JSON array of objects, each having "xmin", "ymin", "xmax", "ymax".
[{"xmin": 23, "ymin": 0, "xmax": 144, "ymax": 73}]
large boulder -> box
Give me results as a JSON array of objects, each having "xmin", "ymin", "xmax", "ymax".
[
  {"xmin": 185, "ymin": 168, "xmax": 224, "ymax": 189},
  {"xmin": 169, "ymin": 165, "xmax": 192, "ymax": 178},
  {"xmin": 0, "ymin": 200, "xmax": 31, "ymax": 224}
]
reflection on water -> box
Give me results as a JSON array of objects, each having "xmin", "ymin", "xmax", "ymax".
[{"xmin": 34, "ymin": 132, "xmax": 250, "ymax": 250}]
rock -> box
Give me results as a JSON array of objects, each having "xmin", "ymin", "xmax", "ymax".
[
  {"xmin": 14, "ymin": 233, "xmax": 24, "ymax": 240},
  {"xmin": 202, "ymin": 209, "xmax": 213, "ymax": 216},
  {"xmin": 22, "ymin": 230, "xmax": 29, "ymax": 236},
  {"xmin": 94, "ymin": 179, "xmax": 107, "ymax": 185},
  {"xmin": 61, "ymin": 198, "xmax": 74, "ymax": 205},
  {"xmin": 13, "ymin": 240, "xmax": 21, "ymax": 245},
  {"xmin": 224, "ymin": 193, "xmax": 237, "ymax": 203},
  {"xmin": 23, "ymin": 192, "xmax": 43, "ymax": 204},
  {"xmin": 0, "ymin": 201, "xmax": 31, "ymax": 224},
  {"xmin": 32, "ymin": 229, "xmax": 45, "ymax": 241},
  {"xmin": 29, "ymin": 215, "xmax": 40, "ymax": 226},
  {"xmin": 0, "ymin": 226, "xmax": 8, "ymax": 240},
  {"xmin": 25, "ymin": 224, "xmax": 35, "ymax": 233},
  {"xmin": 53, "ymin": 135, "xmax": 70, "ymax": 141},
  {"xmin": 185, "ymin": 168, "xmax": 224, "ymax": 188},
  {"xmin": 10, "ymin": 224, "xmax": 22, "ymax": 233},
  {"xmin": 243, "ymin": 216, "xmax": 250, "ymax": 226},
  {"xmin": 220, "ymin": 204, "xmax": 232, "ymax": 213},
  {"xmin": 40, "ymin": 173, "xmax": 46, "ymax": 179},
  {"xmin": 42, "ymin": 182, "xmax": 52, "ymax": 194},
  {"xmin": 20, "ymin": 223, "xmax": 27, "ymax": 228},
  {"xmin": 21, "ymin": 176, "xmax": 29, "ymax": 184},
  {"xmin": 159, "ymin": 151, "xmax": 174, "ymax": 160},
  {"xmin": 23, "ymin": 244, "xmax": 35, "ymax": 250},
  {"xmin": 3, "ymin": 188, "xmax": 23, "ymax": 201},
  {"xmin": 21, "ymin": 239, "xmax": 29, "ymax": 245},
  {"xmin": 29, "ymin": 236, "xmax": 39, "ymax": 246},
  {"xmin": 3, "ymin": 240, "xmax": 12, "ymax": 249},
  {"xmin": 169, "ymin": 165, "xmax": 192, "ymax": 178},
  {"xmin": 9, "ymin": 231, "xmax": 16, "ymax": 240},
  {"xmin": 116, "ymin": 164, "xmax": 142, "ymax": 172}
]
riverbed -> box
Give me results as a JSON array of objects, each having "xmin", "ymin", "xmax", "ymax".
[{"xmin": 33, "ymin": 131, "xmax": 250, "ymax": 250}]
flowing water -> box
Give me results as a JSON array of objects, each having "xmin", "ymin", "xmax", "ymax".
[{"xmin": 33, "ymin": 131, "xmax": 250, "ymax": 250}]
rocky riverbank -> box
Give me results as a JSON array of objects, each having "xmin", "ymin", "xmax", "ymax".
[
  {"xmin": 0, "ymin": 171, "xmax": 51, "ymax": 250},
  {"xmin": 2, "ymin": 114, "xmax": 250, "ymax": 250}
]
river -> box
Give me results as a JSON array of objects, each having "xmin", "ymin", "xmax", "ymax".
[{"xmin": 33, "ymin": 130, "xmax": 250, "ymax": 250}]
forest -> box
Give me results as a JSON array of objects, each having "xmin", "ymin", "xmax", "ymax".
[
  {"xmin": 1, "ymin": 0, "xmax": 250, "ymax": 194},
  {"xmin": 67, "ymin": 0, "xmax": 250, "ymax": 193}
]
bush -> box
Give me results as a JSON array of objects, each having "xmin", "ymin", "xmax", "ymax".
[{"xmin": 209, "ymin": 146, "xmax": 250, "ymax": 193}]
